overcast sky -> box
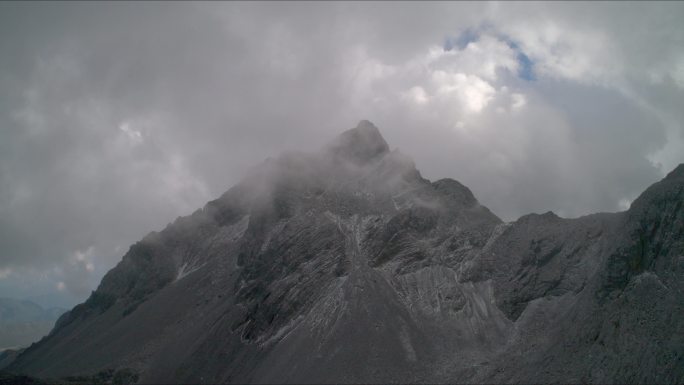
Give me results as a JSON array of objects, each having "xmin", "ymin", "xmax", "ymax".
[{"xmin": 1, "ymin": 1, "xmax": 683, "ymax": 308}]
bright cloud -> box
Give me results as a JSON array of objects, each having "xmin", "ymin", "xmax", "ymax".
[
  {"xmin": 432, "ymin": 71, "xmax": 496, "ymax": 113},
  {"xmin": 402, "ymin": 86, "xmax": 429, "ymax": 106},
  {"xmin": 439, "ymin": 34, "xmax": 520, "ymax": 81}
]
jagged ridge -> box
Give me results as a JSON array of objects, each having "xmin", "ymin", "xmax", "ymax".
[{"xmin": 7, "ymin": 121, "xmax": 684, "ymax": 384}]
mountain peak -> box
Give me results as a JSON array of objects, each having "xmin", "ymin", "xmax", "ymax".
[
  {"xmin": 326, "ymin": 120, "xmax": 390, "ymax": 163},
  {"xmin": 355, "ymin": 119, "xmax": 381, "ymax": 132},
  {"xmin": 11, "ymin": 122, "xmax": 683, "ymax": 384}
]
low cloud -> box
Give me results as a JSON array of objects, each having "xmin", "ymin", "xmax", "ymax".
[{"xmin": 0, "ymin": 2, "xmax": 682, "ymax": 306}]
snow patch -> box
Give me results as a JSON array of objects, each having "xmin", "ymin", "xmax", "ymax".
[{"xmin": 176, "ymin": 261, "xmax": 205, "ymax": 281}]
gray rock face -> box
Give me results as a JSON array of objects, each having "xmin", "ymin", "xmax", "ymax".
[
  {"xmin": 7, "ymin": 122, "xmax": 684, "ymax": 383},
  {"xmin": 327, "ymin": 120, "xmax": 390, "ymax": 164}
]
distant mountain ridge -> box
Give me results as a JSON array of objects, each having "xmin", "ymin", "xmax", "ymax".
[
  {"xmin": 7, "ymin": 121, "xmax": 684, "ymax": 383},
  {"xmin": 0, "ymin": 298, "xmax": 65, "ymax": 352}
]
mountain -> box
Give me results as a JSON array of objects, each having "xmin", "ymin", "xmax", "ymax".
[
  {"xmin": 0, "ymin": 298, "xmax": 65, "ymax": 354},
  {"xmin": 7, "ymin": 121, "xmax": 684, "ymax": 383}
]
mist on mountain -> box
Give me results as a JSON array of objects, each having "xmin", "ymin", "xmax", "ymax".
[{"xmin": 3, "ymin": 121, "xmax": 682, "ymax": 384}]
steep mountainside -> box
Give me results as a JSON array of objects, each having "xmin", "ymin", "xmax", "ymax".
[{"xmin": 7, "ymin": 121, "xmax": 684, "ymax": 383}]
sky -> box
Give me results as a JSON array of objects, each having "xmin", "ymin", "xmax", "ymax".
[{"xmin": 1, "ymin": 1, "xmax": 683, "ymax": 308}]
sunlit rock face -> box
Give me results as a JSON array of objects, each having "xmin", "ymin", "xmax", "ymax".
[{"xmin": 8, "ymin": 122, "xmax": 684, "ymax": 383}]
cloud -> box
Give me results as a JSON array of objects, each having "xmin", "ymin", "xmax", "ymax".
[
  {"xmin": 432, "ymin": 71, "xmax": 496, "ymax": 113},
  {"xmin": 510, "ymin": 93, "xmax": 527, "ymax": 110},
  {"xmin": 118, "ymin": 122, "xmax": 143, "ymax": 145},
  {"xmin": 618, "ymin": 198, "xmax": 632, "ymax": 211},
  {"xmin": 0, "ymin": 268, "xmax": 12, "ymax": 279},
  {"xmin": 438, "ymin": 34, "xmax": 520, "ymax": 82},
  {"xmin": 402, "ymin": 86, "xmax": 429, "ymax": 106},
  {"xmin": 0, "ymin": 1, "xmax": 682, "ymax": 306}
]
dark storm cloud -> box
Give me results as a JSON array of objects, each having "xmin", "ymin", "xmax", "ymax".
[{"xmin": 0, "ymin": 1, "xmax": 682, "ymax": 305}]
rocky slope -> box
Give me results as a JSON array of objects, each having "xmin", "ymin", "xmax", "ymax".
[{"xmin": 7, "ymin": 121, "xmax": 684, "ymax": 383}]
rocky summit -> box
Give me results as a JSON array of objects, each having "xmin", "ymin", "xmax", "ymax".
[{"xmin": 6, "ymin": 121, "xmax": 683, "ymax": 383}]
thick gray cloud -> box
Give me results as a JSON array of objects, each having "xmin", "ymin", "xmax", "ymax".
[{"xmin": 0, "ymin": 2, "xmax": 682, "ymax": 307}]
